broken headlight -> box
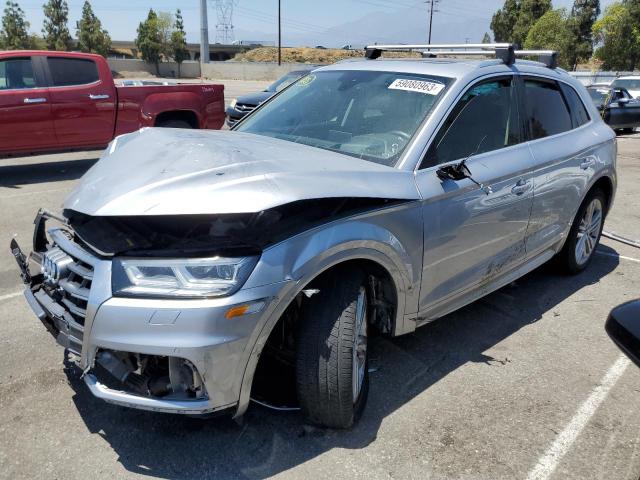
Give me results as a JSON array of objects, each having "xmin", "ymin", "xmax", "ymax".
[{"xmin": 112, "ymin": 256, "xmax": 259, "ymax": 298}]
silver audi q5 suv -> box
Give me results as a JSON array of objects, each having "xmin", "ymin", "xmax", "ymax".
[{"xmin": 12, "ymin": 44, "xmax": 616, "ymax": 428}]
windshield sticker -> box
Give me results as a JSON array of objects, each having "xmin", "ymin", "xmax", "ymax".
[
  {"xmin": 388, "ymin": 78, "xmax": 445, "ymax": 95},
  {"xmin": 295, "ymin": 75, "xmax": 315, "ymax": 87}
]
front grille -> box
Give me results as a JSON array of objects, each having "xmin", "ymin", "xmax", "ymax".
[
  {"xmin": 42, "ymin": 230, "xmax": 96, "ymax": 327},
  {"xmin": 235, "ymin": 103, "xmax": 256, "ymax": 112}
]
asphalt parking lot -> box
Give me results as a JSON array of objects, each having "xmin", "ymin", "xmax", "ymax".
[{"xmin": 1, "ymin": 87, "xmax": 640, "ymax": 479}]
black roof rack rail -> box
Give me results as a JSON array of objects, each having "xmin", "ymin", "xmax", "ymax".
[{"xmin": 363, "ymin": 44, "xmax": 558, "ymax": 69}]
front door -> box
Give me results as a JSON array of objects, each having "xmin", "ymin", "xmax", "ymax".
[
  {"xmin": 0, "ymin": 56, "xmax": 56, "ymax": 154},
  {"xmin": 414, "ymin": 75, "xmax": 535, "ymax": 319}
]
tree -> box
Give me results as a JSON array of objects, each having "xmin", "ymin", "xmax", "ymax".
[
  {"xmin": 482, "ymin": 32, "xmax": 492, "ymax": 43},
  {"xmin": 622, "ymin": 0, "xmax": 640, "ymax": 67},
  {"xmin": 136, "ymin": 9, "xmax": 162, "ymax": 75},
  {"xmin": 0, "ymin": 1, "xmax": 33, "ymax": 50},
  {"xmin": 491, "ymin": 0, "xmax": 520, "ymax": 43},
  {"xmin": 42, "ymin": 0, "xmax": 72, "ymax": 51},
  {"xmin": 593, "ymin": 3, "xmax": 640, "ymax": 70},
  {"xmin": 156, "ymin": 11, "xmax": 173, "ymax": 58},
  {"xmin": 524, "ymin": 9, "xmax": 574, "ymax": 69},
  {"xmin": 170, "ymin": 9, "xmax": 189, "ymax": 77},
  {"xmin": 567, "ymin": 0, "xmax": 600, "ymax": 69},
  {"xmin": 76, "ymin": 1, "xmax": 111, "ymax": 57},
  {"xmin": 512, "ymin": 0, "xmax": 552, "ymax": 46}
]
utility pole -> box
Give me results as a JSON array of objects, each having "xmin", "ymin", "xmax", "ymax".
[
  {"xmin": 427, "ymin": 0, "xmax": 439, "ymax": 44},
  {"xmin": 200, "ymin": 0, "xmax": 209, "ymax": 63},
  {"xmin": 278, "ymin": 0, "xmax": 282, "ymax": 66}
]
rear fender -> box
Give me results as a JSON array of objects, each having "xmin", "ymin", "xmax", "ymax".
[{"xmin": 140, "ymin": 92, "xmax": 203, "ymax": 128}]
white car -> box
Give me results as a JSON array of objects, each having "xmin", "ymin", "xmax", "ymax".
[{"xmin": 612, "ymin": 76, "xmax": 640, "ymax": 99}]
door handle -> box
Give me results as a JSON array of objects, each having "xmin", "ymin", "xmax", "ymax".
[
  {"xmin": 580, "ymin": 157, "xmax": 596, "ymax": 170},
  {"xmin": 89, "ymin": 94, "xmax": 110, "ymax": 100},
  {"xmin": 23, "ymin": 97, "xmax": 47, "ymax": 104},
  {"xmin": 511, "ymin": 179, "xmax": 531, "ymax": 196}
]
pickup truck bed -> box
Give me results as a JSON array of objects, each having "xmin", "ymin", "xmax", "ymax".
[{"xmin": 0, "ymin": 50, "xmax": 225, "ymax": 157}]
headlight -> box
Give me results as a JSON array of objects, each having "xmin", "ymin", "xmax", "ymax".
[
  {"xmin": 112, "ymin": 256, "xmax": 259, "ymax": 298},
  {"xmin": 229, "ymin": 98, "xmax": 237, "ymax": 109}
]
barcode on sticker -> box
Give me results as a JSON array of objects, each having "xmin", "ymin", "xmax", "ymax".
[{"xmin": 388, "ymin": 79, "xmax": 445, "ymax": 95}]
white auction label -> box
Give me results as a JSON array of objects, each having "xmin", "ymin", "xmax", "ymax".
[{"xmin": 388, "ymin": 78, "xmax": 445, "ymax": 95}]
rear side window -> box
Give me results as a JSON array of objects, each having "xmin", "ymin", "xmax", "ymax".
[
  {"xmin": 561, "ymin": 84, "xmax": 590, "ymax": 128},
  {"xmin": 422, "ymin": 77, "xmax": 521, "ymax": 168},
  {"xmin": 47, "ymin": 57, "xmax": 99, "ymax": 87},
  {"xmin": 0, "ymin": 58, "xmax": 37, "ymax": 90},
  {"xmin": 523, "ymin": 79, "xmax": 572, "ymax": 139}
]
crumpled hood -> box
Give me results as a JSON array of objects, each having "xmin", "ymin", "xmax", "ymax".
[{"xmin": 64, "ymin": 128, "xmax": 419, "ymax": 216}]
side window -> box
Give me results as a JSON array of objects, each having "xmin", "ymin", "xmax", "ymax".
[
  {"xmin": 561, "ymin": 84, "xmax": 591, "ymax": 128},
  {"xmin": 47, "ymin": 57, "xmax": 99, "ymax": 87},
  {"xmin": 523, "ymin": 79, "xmax": 572, "ymax": 139},
  {"xmin": 0, "ymin": 58, "xmax": 37, "ymax": 90},
  {"xmin": 421, "ymin": 77, "xmax": 520, "ymax": 169}
]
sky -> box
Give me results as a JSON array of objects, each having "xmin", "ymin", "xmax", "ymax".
[{"xmin": 18, "ymin": 0, "xmax": 617, "ymax": 47}]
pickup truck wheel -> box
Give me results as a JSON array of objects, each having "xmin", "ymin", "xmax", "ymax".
[
  {"xmin": 156, "ymin": 119, "xmax": 192, "ymax": 129},
  {"xmin": 557, "ymin": 189, "xmax": 605, "ymax": 274},
  {"xmin": 296, "ymin": 269, "xmax": 369, "ymax": 429}
]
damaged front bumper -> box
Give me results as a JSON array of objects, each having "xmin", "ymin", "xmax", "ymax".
[{"xmin": 11, "ymin": 210, "xmax": 287, "ymax": 416}]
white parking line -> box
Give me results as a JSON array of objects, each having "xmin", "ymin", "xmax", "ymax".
[
  {"xmin": 596, "ymin": 250, "xmax": 640, "ymax": 264},
  {"xmin": 526, "ymin": 355, "xmax": 631, "ymax": 480},
  {"xmin": 0, "ymin": 291, "xmax": 22, "ymax": 302}
]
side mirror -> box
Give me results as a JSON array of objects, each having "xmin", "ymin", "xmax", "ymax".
[
  {"xmin": 617, "ymin": 98, "xmax": 630, "ymax": 107},
  {"xmin": 606, "ymin": 300, "xmax": 640, "ymax": 367}
]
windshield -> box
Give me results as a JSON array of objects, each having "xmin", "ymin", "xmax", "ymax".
[
  {"xmin": 612, "ymin": 79, "xmax": 640, "ymax": 92},
  {"xmin": 236, "ymin": 70, "xmax": 452, "ymax": 166},
  {"xmin": 267, "ymin": 72, "xmax": 306, "ymax": 92},
  {"xmin": 588, "ymin": 87, "xmax": 609, "ymax": 105}
]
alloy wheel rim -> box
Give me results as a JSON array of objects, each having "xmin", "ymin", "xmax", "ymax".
[
  {"xmin": 575, "ymin": 198, "xmax": 603, "ymax": 266},
  {"xmin": 352, "ymin": 287, "xmax": 368, "ymax": 403}
]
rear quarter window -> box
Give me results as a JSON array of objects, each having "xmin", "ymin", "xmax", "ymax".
[
  {"xmin": 47, "ymin": 57, "xmax": 99, "ymax": 87},
  {"xmin": 560, "ymin": 84, "xmax": 591, "ymax": 128},
  {"xmin": 523, "ymin": 79, "xmax": 572, "ymax": 140}
]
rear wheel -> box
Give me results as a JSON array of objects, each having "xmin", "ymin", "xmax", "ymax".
[
  {"xmin": 556, "ymin": 189, "xmax": 605, "ymax": 274},
  {"xmin": 296, "ymin": 269, "xmax": 369, "ymax": 429}
]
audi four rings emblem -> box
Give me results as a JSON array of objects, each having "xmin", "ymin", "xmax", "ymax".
[{"xmin": 41, "ymin": 246, "xmax": 73, "ymax": 283}]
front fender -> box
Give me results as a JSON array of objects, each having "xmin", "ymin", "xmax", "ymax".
[
  {"xmin": 235, "ymin": 203, "xmax": 423, "ymax": 416},
  {"xmin": 139, "ymin": 92, "xmax": 203, "ymax": 127}
]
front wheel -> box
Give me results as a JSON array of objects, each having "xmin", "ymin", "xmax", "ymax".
[
  {"xmin": 556, "ymin": 189, "xmax": 606, "ymax": 274},
  {"xmin": 296, "ymin": 269, "xmax": 369, "ymax": 428}
]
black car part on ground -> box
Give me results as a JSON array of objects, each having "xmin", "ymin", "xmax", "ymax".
[{"xmin": 606, "ymin": 300, "xmax": 640, "ymax": 368}]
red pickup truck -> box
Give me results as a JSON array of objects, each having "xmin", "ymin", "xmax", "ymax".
[{"xmin": 0, "ymin": 50, "xmax": 225, "ymax": 157}]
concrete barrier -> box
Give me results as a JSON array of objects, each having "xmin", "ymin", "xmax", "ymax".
[
  {"xmin": 107, "ymin": 58, "xmax": 202, "ymax": 78},
  {"xmin": 201, "ymin": 62, "xmax": 317, "ymax": 81},
  {"xmin": 569, "ymin": 71, "xmax": 640, "ymax": 86}
]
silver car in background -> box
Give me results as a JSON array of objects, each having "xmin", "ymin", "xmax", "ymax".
[{"xmin": 12, "ymin": 44, "xmax": 616, "ymax": 428}]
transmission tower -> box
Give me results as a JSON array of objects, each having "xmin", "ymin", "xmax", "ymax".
[{"xmin": 212, "ymin": 0, "xmax": 239, "ymax": 44}]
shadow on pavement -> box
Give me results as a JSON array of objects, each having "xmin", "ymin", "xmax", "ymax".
[
  {"xmin": 63, "ymin": 252, "xmax": 619, "ymax": 480},
  {"xmin": 0, "ymin": 158, "xmax": 98, "ymax": 189}
]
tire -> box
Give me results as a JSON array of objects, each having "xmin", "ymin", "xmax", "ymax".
[
  {"xmin": 156, "ymin": 119, "xmax": 193, "ymax": 129},
  {"xmin": 622, "ymin": 128, "xmax": 635, "ymax": 134},
  {"xmin": 296, "ymin": 269, "xmax": 369, "ymax": 429},
  {"xmin": 556, "ymin": 189, "xmax": 606, "ymax": 274}
]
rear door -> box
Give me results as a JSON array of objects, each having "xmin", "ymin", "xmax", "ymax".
[
  {"xmin": 45, "ymin": 56, "xmax": 116, "ymax": 148},
  {"xmin": 523, "ymin": 77, "xmax": 596, "ymax": 258},
  {"xmin": 0, "ymin": 55, "xmax": 56, "ymax": 154},
  {"xmin": 415, "ymin": 75, "xmax": 535, "ymax": 317}
]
